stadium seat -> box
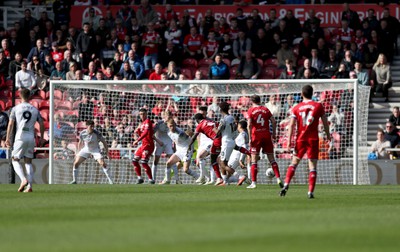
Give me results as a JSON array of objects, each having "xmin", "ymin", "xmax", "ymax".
[
  {"xmin": 145, "ymin": 69, "xmax": 154, "ymax": 78},
  {"xmin": 64, "ymin": 110, "xmax": 79, "ymax": 117},
  {"xmin": 29, "ymin": 100, "xmax": 40, "ymax": 109},
  {"xmin": 182, "ymin": 58, "xmax": 198, "ymax": 68},
  {"xmin": 75, "ymin": 121, "xmax": 86, "ymax": 132},
  {"xmin": 260, "ymin": 67, "xmax": 275, "ymax": 79},
  {"xmin": 56, "ymin": 100, "xmax": 73, "ymax": 110},
  {"xmin": 0, "ymin": 100, "xmax": 4, "ymax": 110},
  {"xmin": 31, "ymin": 90, "xmax": 45, "ymax": 100},
  {"xmin": 198, "ymin": 58, "xmax": 213, "ymax": 68},
  {"xmin": 230, "ymin": 67, "xmax": 238, "ymax": 78},
  {"xmin": 263, "ymin": 58, "xmax": 278, "ymax": 68},
  {"xmin": 54, "ymin": 90, "xmax": 63, "ymax": 101},
  {"xmin": 0, "ymin": 89, "xmax": 9, "ymax": 99},
  {"xmin": 198, "ymin": 67, "xmax": 209, "ymax": 78},
  {"xmin": 222, "ymin": 58, "xmax": 231, "ymax": 67},
  {"xmin": 297, "ymin": 58, "xmax": 306, "ymax": 67},
  {"xmin": 40, "ymin": 110, "xmax": 49, "ymax": 121},
  {"xmin": 180, "ymin": 68, "xmax": 193, "ymax": 79},
  {"xmin": 256, "ymin": 58, "xmax": 264, "ymax": 67},
  {"xmin": 5, "ymin": 100, "xmax": 13, "ymax": 111},
  {"xmin": 5, "ymin": 79, "xmax": 13, "ymax": 89},
  {"xmin": 39, "ymin": 100, "xmax": 50, "ymax": 110}
]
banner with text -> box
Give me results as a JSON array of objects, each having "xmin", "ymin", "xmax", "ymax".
[{"xmin": 70, "ymin": 4, "xmax": 400, "ymax": 28}]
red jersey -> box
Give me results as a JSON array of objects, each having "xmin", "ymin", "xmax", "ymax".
[
  {"xmin": 336, "ymin": 28, "xmax": 355, "ymax": 44},
  {"xmin": 204, "ymin": 40, "xmax": 219, "ymax": 57},
  {"xmin": 291, "ymin": 100, "xmax": 325, "ymax": 141},
  {"xmin": 183, "ymin": 34, "xmax": 204, "ymax": 52},
  {"xmin": 195, "ymin": 119, "xmax": 219, "ymax": 140},
  {"xmin": 142, "ymin": 31, "xmax": 160, "ymax": 55},
  {"xmin": 136, "ymin": 118, "xmax": 154, "ymax": 146},
  {"xmin": 247, "ymin": 105, "xmax": 272, "ymax": 138}
]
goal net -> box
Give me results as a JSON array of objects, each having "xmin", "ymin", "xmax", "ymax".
[{"xmin": 49, "ymin": 79, "xmax": 370, "ymax": 185}]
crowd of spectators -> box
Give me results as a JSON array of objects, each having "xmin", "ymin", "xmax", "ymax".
[{"xmin": 0, "ymin": 1, "xmax": 399, "ymax": 159}]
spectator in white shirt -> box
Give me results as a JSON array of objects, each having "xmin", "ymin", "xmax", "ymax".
[{"xmin": 15, "ymin": 61, "xmax": 36, "ymax": 91}]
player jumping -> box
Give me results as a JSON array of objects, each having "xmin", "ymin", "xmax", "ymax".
[{"xmin": 280, "ymin": 85, "xmax": 331, "ymax": 199}]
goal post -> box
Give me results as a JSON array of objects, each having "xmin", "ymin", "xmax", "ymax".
[{"xmin": 49, "ymin": 79, "xmax": 370, "ymax": 185}]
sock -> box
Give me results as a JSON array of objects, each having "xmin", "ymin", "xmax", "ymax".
[
  {"xmin": 25, "ymin": 163, "xmax": 33, "ymax": 188},
  {"xmin": 172, "ymin": 164, "xmax": 179, "ymax": 181},
  {"xmin": 199, "ymin": 159, "xmax": 206, "ymax": 178},
  {"xmin": 142, "ymin": 163, "xmax": 153, "ymax": 180},
  {"xmin": 210, "ymin": 167, "xmax": 216, "ymax": 182},
  {"xmin": 12, "ymin": 160, "xmax": 26, "ymax": 182},
  {"xmin": 251, "ymin": 163, "xmax": 258, "ymax": 182},
  {"xmin": 165, "ymin": 167, "xmax": 171, "ymax": 181},
  {"xmin": 151, "ymin": 164, "xmax": 157, "ymax": 182},
  {"xmin": 132, "ymin": 160, "xmax": 141, "ymax": 177},
  {"xmin": 222, "ymin": 174, "xmax": 227, "ymax": 183},
  {"xmin": 186, "ymin": 168, "xmax": 198, "ymax": 179},
  {"xmin": 212, "ymin": 162, "xmax": 222, "ymax": 179},
  {"xmin": 247, "ymin": 163, "xmax": 251, "ymax": 178},
  {"xmin": 102, "ymin": 167, "xmax": 113, "ymax": 183},
  {"xmin": 238, "ymin": 146, "xmax": 250, "ymax": 155},
  {"xmin": 309, "ymin": 170, "xmax": 317, "ymax": 193},
  {"xmin": 72, "ymin": 167, "xmax": 78, "ymax": 182},
  {"xmin": 285, "ymin": 164, "xmax": 297, "ymax": 185},
  {"xmin": 270, "ymin": 161, "xmax": 281, "ymax": 178}
]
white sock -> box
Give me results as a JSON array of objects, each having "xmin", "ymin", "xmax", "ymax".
[
  {"xmin": 25, "ymin": 163, "xmax": 33, "ymax": 188},
  {"xmin": 210, "ymin": 167, "xmax": 216, "ymax": 182},
  {"xmin": 198, "ymin": 159, "xmax": 206, "ymax": 178},
  {"xmin": 247, "ymin": 163, "xmax": 251, "ymax": 178},
  {"xmin": 172, "ymin": 164, "xmax": 179, "ymax": 180},
  {"xmin": 186, "ymin": 168, "xmax": 198, "ymax": 179},
  {"xmin": 165, "ymin": 167, "xmax": 171, "ymax": 181},
  {"xmin": 12, "ymin": 160, "xmax": 26, "ymax": 182},
  {"xmin": 222, "ymin": 174, "xmax": 227, "ymax": 182},
  {"xmin": 73, "ymin": 167, "xmax": 78, "ymax": 182},
  {"xmin": 102, "ymin": 167, "xmax": 113, "ymax": 184},
  {"xmin": 151, "ymin": 164, "xmax": 157, "ymax": 181}
]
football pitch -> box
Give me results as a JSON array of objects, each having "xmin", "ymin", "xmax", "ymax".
[{"xmin": 0, "ymin": 184, "xmax": 399, "ymax": 252}]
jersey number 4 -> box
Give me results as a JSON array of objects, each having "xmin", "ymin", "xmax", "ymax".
[
  {"xmin": 300, "ymin": 111, "xmax": 314, "ymax": 126},
  {"xmin": 256, "ymin": 114, "xmax": 265, "ymax": 126}
]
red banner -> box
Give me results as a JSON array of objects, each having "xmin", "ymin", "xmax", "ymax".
[{"xmin": 70, "ymin": 4, "xmax": 400, "ymax": 29}]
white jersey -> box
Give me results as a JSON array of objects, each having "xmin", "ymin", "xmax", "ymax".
[
  {"xmin": 167, "ymin": 127, "xmax": 191, "ymax": 149},
  {"xmin": 235, "ymin": 131, "xmax": 249, "ymax": 149},
  {"xmin": 10, "ymin": 102, "xmax": 42, "ymax": 141},
  {"xmin": 79, "ymin": 129, "xmax": 105, "ymax": 152},
  {"xmin": 154, "ymin": 120, "xmax": 172, "ymax": 145},
  {"xmin": 219, "ymin": 114, "xmax": 236, "ymax": 142}
]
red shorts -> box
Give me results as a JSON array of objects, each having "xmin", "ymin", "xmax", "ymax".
[
  {"xmin": 294, "ymin": 139, "xmax": 319, "ymax": 160},
  {"xmin": 250, "ymin": 136, "xmax": 273, "ymax": 154},
  {"xmin": 211, "ymin": 138, "xmax": 221, "ymax": 155},
  {"xmin": 134, "ymin": 144, "xmax": 154, "ymax": 161}
]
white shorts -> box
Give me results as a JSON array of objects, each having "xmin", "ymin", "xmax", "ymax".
[
  {"xmin": 220, "ymin": 139, "xmax": 235, "ymax": 162},
  {"xmin": 198, "ymin": 138, "xmax": 213, "ymax": 154},
  {"xmin": 154, "ymin": 142, "xmax": 174, "ymax": 156},
  {"xmin": 12, "ymin": 139, "xmax": 35, "ymax": 159},
  {"xmin": 227, "ymin": 150, "xmax": 241, "ymax": 169},
  {"xmin": 78, "ymin": 148, "xmax": 103, "ymax": 160},
  {"xmin": 175, "ymin": 146, "xmax": 193, "ymax": 162}
]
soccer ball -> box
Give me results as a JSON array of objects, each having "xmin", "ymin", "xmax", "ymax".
[{"xmin": 266, "ymin": 168, "xmax": 275, "ymax": 178}]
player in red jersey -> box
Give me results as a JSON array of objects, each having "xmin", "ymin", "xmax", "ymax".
[
  {"xmin": 188, "ymin": 113, "xmax": 224, "ymax": 185},
  {"xmin": 246, "ymin": 95, "xmax": 282, "ymax": 189},
  {"xmin": 280, "ymin": 85, "xmax": 331, "ymax": 199},
  {"xmin": 132, "ymin": 108, "xmax": 155, "ymax": 184}
]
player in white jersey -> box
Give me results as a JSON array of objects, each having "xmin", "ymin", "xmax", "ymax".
[
  {"xmin": 152, "ymin": 111, "xmax": 174, "ymax": 182},
  {"xmin": 160, "ymin": 118, "xmax": 198, "ymax": 184},
  {"xmin": 195, "ymin": 106, "xmax": 214, "ymax": 185},
  {"xmin": 5, "ymin": 88, "xmax": 44, "ymax": 193},
  {"xmin": 217, "ymin": 102, "xmax": 250, "ymax": 185},
  {"xmin": 230, "ymin": 120, "xmax": 252, "ymax": 186},
  {"xmin": 70, "ymin": 120, "xmax": 113, "ymax": 184}
]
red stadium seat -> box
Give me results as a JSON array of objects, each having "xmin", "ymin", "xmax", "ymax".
[
  {"xmin": 40, "ymin": 110, "xmax": 49, "ymax": 121},
  {"xmin": 56, "ymin": 100, "xmax": 73, "ymax": 110},
  {"xmin": 182, "ymin": 58, "xmax": 198, "ymax": 68},
  {"xmin": 29, "ymin": 100, "xmax": 40, "ymax": 109},
  {"xmin": 264, "ymin": 58, "xmax": 278, "ymax": 68},
  {"xmin": 5, "ymin": 100, "xmax": 13, "ymax": 111},
  {"xmin": 39, "ymin": 100, "xmax": 50, "ymax": 110},
  {"xmin": 64, "ymin": 110, "xmax": 79, "ymax": 117},
  {"xmin": 180, "ymin": 68, "xmax": 193, "ymax": 79},
  {"xmin": 54, "ymin": 89, "xmax": 63, "ymax": 101},
  {"xmin": 198, "ymin": 58, "xmax": 213, "ymax": 68},
  {"xmin": 260, "ymin": 67, "xmax": 275, "ymax": 79},
  {"xmin": 75, "ymin": 121, "xmax": 86, "ymax": 132},
  {"xmin": 0, "ymin": 89, "xmax": 9, "ymax": 99},
  {"xmin": 198, "ymin": 67, "xmax": 209, "ymax": 78},
  {"xmin": 222, "ymin": 58, "xmax": 231, "ymax": 67},
  {"xmin": 0, "ymin": 100, "xmax": 4, "ymax": 110},
  {"xmin": 256, "ymin": 58, "xmax": 264, "ymax": 67}
]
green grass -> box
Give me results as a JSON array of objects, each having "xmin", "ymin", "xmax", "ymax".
[{"xmin": 0, "ymin": 184, "xmax": 399, "ymax": 252}]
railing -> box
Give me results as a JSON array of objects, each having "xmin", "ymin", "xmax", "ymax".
[{"xmin": 0, "ymin": 5, "xmax": 53, "ymax": 30}]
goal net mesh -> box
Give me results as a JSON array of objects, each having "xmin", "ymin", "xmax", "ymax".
[{"xmin": 50, "ymin": 80, "xmax": 370, "ymax": 185}]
